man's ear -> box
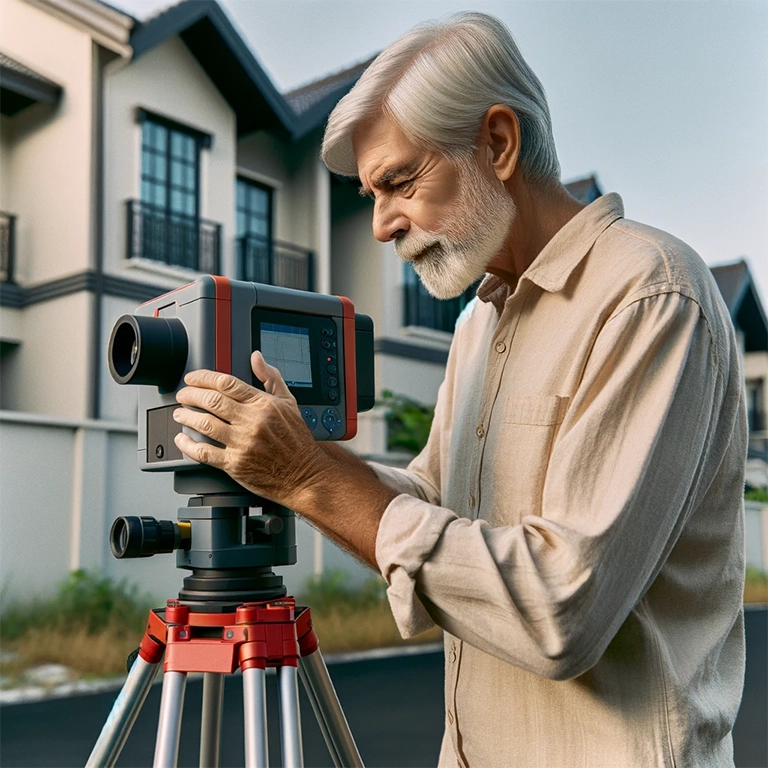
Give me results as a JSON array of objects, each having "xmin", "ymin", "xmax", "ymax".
[{"xmin": 479, "ymin": 105, "xmax": 520, "ymax": 182}]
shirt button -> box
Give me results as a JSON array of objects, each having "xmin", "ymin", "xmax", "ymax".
[
  {"xmin": 495, "ymin": 341, "xmax": 506, "ymax": 353},
  {"xmin": 476, "ymin": 425, "xmax": 485, "ymax": 438},
  {"xmin": 447, "ymin": 710, "xmax": 455, "ymax": 724},
  {"xmin": 469, "ymin": 494, "xmax": 476, "ymax": 509},
  {"xmin": 449, "ymin": 642, "xmax": 457, "ymax": 663}
]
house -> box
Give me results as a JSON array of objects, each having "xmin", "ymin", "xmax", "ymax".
[{"xmin": 1, "ymin": 0, "xmax": 765, "ymax": 603}]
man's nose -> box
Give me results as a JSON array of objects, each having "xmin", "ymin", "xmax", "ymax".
[{"xmin": 372, "ymin": 200, "xmax": 409, "ymax": 242}]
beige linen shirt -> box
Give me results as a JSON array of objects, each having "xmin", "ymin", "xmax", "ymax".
[{"xmin": 372, "ymin": 194, "xmax": 747, "ymax": 768}]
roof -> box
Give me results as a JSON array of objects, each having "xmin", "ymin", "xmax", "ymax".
[
  {"xmin": 564, "ymin": 174, "xmax": 603, "ymax": 204},
  {"xmin": 285, "ymin": 56, "xmax": 375, "ymax": 127},
  {"xmin": 711, "ymin": 259, "xmax": 768, "ymax": 352},
  {"xmin": 129, "ymin": 0, "xmax": 366, "ymax": 140},
  {"xmin": 0, "ymin": 52, "xmax": 63, "ymax": 117}
]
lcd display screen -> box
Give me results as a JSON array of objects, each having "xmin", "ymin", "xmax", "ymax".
[{"xmin": 260, "ymin": 323, "xmax": 313, "ymax": 387}]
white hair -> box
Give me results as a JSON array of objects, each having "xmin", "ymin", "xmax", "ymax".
[{"xmin": 322, "ymin": 12, "xmax": 560, "ymax": 183}]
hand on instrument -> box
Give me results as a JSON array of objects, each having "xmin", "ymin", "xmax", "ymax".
[{"xmin": 172, "ymin": 351, "xmax": 332, "ymax": 508}]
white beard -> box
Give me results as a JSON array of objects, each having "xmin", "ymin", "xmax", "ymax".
[{"xmin": 395, "ymin": 157, "xmax": 516, "ymax": 300}]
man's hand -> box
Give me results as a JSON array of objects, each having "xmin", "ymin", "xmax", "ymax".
[
  {"xmin": 172, "ymin": 352, "xmax": 398, "ymax": 567},
  {"xmin": 172, "ymin": 351, "xmax": 331, "ymax": 510}
]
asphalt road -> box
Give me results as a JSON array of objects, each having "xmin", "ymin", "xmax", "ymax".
[{"xmin": 2, "ymin": 609, "xmax": 766, "ymax": 768}]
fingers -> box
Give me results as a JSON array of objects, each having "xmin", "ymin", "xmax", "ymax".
[
  {"xmin": 173, "ymin": 430, "xmax": 226, "ymax": 469},
  {"xmin": 182, "ymin": 369, "xmax": 258, "ymax": 404},
  {"xmin": 251, "ymin": 351, "xmax": 294, "ymax": 400},
  {"xmin": 172, "ymin": 405, "xmax": 230, "ymax": 444}
]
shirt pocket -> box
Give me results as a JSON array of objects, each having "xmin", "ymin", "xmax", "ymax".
[{"xmin": 487, "ymin": 395, "xmax": 570, "ymax": 526}]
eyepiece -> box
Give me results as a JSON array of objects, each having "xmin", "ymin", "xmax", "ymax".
[
  {"xmin": 108, "ymin": 314, "xmax": 188, "ymax": 392},
  {"xmin": 110, "ymin": 516, "xmax": 180, "ymax": 559}
]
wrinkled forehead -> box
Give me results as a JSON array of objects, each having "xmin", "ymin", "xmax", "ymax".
[{"xmin": 352, "ymin": 116, "xmax": 424, "ymax": 181}]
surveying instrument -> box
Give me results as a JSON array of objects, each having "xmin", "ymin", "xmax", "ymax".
[{"xmin": 87, "ymin": 277, "xmax": 374, "ymax": 768}]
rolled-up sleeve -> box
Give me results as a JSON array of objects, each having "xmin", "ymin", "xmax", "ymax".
[{"xmin": 375, "ymin": 291, "xmax": 731, "ymax": 679}]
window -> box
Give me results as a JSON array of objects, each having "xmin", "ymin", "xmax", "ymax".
[
  {"xmin": 234, "ymin": 176, "xmax": 313, "ymax": 290},
  {"xmin": 402, "ymin": 263, "xmax": 479, "ymax": 333},
  {"xmin": 128, "ymin": 112, "xmax": 220, "ymax": 273},
  {"xmin": 236, "ymin": 177, "xmax": 272, "ymax": 242},
  {"xmin": 747, "ymin": 378, "xmax": 766, "ymax": 433}
]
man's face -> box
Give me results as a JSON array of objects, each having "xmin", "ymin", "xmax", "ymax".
[{"xmin": 353, "ymin": 116, "xmax": 515, "ymax": 299}]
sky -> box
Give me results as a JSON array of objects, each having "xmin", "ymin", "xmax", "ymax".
[{"xmin": 115, "ymin": 0, "xmax": 768, "ymax": 301}]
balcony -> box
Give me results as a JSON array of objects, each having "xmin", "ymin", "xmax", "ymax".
[
  {"xmin": 237, "ymin": 234, "xmax": 314, "ymax": 291},
  {"xmin": 403, "ymin": 266, "xmax": 478, "ymax": 333},
  {"xmin": 0, "ymin": 212, "xmax": 15, "ymax": 283},
  {"xmin": 127, "ymin": 200, "xmax": 221, "ymax": 274}
]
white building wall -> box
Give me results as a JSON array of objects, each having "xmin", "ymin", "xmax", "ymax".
[
  {"xmin": 2, "ymin": 292, "xmax": 92, "ymax": 418},
  {"xmin": 0, "ymin": 413, "xmax": 372, "ymax": 604},
  {"xmin": 0, "ymin": 0, "xmax": 94, "ymax": 285},
  {"xmin": 103, "ymin": 36, "xmax": 236, "ymax": 287}
]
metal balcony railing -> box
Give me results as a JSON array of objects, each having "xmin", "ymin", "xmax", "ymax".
[
  {"xmin": 403, "ymin": 267, "xmax": 479, "ymax": 333},
  {"xmin": 127, "ymin": 200, "xmax": 221, "ymax": 274},
  {"xmin": 238, "ymin": 234, "xmax": 314, "ymax": 292},
  {"xmin": 0, "ymin": 212, "xmax": 16, "ymax": 283}
]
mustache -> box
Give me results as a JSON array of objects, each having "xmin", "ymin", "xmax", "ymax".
[{"xmin": 395, "ymin": 234, "xmax": 443, "ymax": 263}]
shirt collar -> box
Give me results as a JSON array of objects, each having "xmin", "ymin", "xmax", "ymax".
[{"xmin": 477, "ymin": 192, "xmax": 625, "ymax": 311}]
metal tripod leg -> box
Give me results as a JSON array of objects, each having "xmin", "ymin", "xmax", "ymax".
[
  {"xmin": 86, "ymin": 655, "xmax": 161, "ymax": 768},
  {"xmin": 278, "ymin": 665, "xmax": 304, "ymax": 768},
  {"xmin": 299, "ymin": 650, "xmax": 364, "ymax": 768},
  {"xmin": 199, "ymin": 673, "xmax": 225, "ymax": 768},
  {"xmin": 153, "ymin": 671, "xmax": 188, "ymax": 768},
  {"xmin": 242, "ymin": 667, "xmax": 269, "ymax": 768}
]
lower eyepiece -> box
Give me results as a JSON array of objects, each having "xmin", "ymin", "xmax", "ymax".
[{"xmin": 110, "ymin": 516, "xmax": 187, "ymax": 559}]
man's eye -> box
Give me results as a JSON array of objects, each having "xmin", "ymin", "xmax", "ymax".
[{"xmin": 394, "ymin": 179, "xmax": 414, "ymax": 192}]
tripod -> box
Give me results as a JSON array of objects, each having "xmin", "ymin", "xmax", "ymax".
[{"xmin": 86, "ymin": 484, "xmax": 364, "ymax": 768}]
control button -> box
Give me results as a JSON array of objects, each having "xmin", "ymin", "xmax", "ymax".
[
  {"xmin": 327, "ymin": 376, "xmax": 338, "ymax": 387},
  {"xmin": 495, "ymin": 341, "xmax": 506, "ymax": 353},
  {"xmin": 327, "ymin": 364, "xmax": 338, "ymax": 375},
  {"xmin": 322, "ymin": 327, "xmax": 335, "ymax": 336},
  {"xmin": 328, "ymin": 389, "xmax": 338, "ymax": 401},
  {"xmin": 301, "ymin": 407, "xmax": 318, "ymax": 430},
  {"xmin": 322, "ymin": 408, "xmax": 342, "ymax": 433},
  {"xmin": 322, "ymin": 340, "xmax": 332, "ymax": 350},
  {"xmin": 476, "ymin": 425, "xmax": 485, "ymax": 438}
]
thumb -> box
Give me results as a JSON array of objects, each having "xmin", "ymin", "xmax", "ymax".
[{"xmin": 251, "ymin": 351, "xmax": 293, "ymax": 400}]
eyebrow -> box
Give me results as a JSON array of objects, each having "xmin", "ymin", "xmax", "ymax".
[{"xmin": 358, "ymin": 163, "xmax": 417, "ymax": 197}]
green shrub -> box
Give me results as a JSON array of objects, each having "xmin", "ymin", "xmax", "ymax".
[
  {"xmin": 1, "ymin": 569, "xmax": 152, "ymax": 641},
  {"xmin": 745, "ymin": 486, "xmax": 768, "ymax": 503},
  {"xmin": 380, "ymin": 389, "xmax": 435, "ymax": 455}
]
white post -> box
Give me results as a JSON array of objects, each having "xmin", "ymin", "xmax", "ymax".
[{"xmin": 70, "ymin": 426, "xmax": 109, "ymax": 572}]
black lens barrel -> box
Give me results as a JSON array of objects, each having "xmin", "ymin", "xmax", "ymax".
[
  {"xmin": 108, "ymin": 314, "xmax": 188, "ymax": 392},
  {"xmin": 110, "ymin": 516, "xmax": 178, "ymax": 559}
]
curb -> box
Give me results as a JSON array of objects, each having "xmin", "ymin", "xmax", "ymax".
[{"xmin": 0, "ymin": 642, "xmax": 443, "ymax": 705}]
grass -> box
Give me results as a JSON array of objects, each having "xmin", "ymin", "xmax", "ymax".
[
  {"xmin": 1, "ymin": 570, "xmax": 154, "ymax": 683},
  {"xmin": 298, "ymin": 570, "xmax": 441, "ymax": 653},
  {"xmin": 0, "ymin": 569, "xmax": 439, "ymax": 684},
  {"xmin": 3, "ymin": 563, "xmax": 764, "ymax": 685}
]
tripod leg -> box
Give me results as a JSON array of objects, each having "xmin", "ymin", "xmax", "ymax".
[
  {"xmin": 299, "ymin": 650, "xmax": 364, "ymax": 768},
  {"xmin": 199, "ymin": 673, "xmax": 225, "ymax": 768},
  {"xmin": 153, "ymin": 671, "xmax": 188, "ymax": 768},
  {"xmin": 277, "ymin": 665, "xmax": 304, "ymax": 768},
  {"xmin": 86, "ymin": 655, "xmax": 161, "ymax": 768},
  {"xmin": 242, "ymin": 667, "xmax": 268, "ymax": 768}
]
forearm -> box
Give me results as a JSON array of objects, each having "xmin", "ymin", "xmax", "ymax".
[{"xmin": 290, "ymin": 444, "xmax": 398, "ymax": 568}]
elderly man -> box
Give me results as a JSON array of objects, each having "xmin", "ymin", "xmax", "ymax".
[{"xmin": 172, "ymin": 12, "xmax": 747, "ymax": 768}]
